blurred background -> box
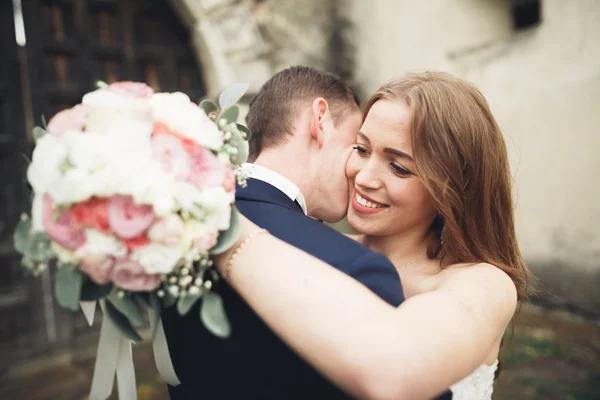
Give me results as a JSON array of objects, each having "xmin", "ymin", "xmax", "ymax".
[{"xmin": 0, "ymin": 0, "xmax": 598, "ymax": 399}]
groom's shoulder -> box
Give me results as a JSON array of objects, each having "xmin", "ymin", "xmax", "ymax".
[{"xmin": 239, "ymin": 204, "xmax": 404, "ymax": 305}]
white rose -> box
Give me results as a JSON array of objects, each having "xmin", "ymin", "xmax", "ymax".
[
  {"xmin": 27, "ymin": 134, "xmax": 69, "ymax": 193},
  {"xmin": 75, "ymin": 229, "xmax": 127, "ymax": 259},
  {"xmin": 131, "ymin": 243, "xmax": 182, "ymax": 274},
  {"xmin": 182, "ymin": 219, "xmax": 218, "ymax": 251},
  {"xmin": 172, "ymin": 181, "xmax": 202, "ymax": 212},
  {"xmin": 195, "ymin": 186, "xmax": 234, "ymax": 231},
  {"xmin": 151, "ymin": 93, "xmax": 223, "ymax": 150}
]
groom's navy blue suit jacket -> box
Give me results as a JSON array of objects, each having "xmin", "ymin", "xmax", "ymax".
[{"xmin": 163, "ymin": 179, "xmax": 452, "ymax": 399}]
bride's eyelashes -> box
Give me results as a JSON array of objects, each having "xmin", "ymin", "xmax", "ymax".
[
  {"xmin": 352, "ymin": 144, "xmax": 369, "ymax": 156},
  {"xmin": 352, "ymin": 144, "xmax": 414, "ymax": 178},
  {"xmin": 390, "ymin": 162, "xmax": 413, "ymax": 177}
]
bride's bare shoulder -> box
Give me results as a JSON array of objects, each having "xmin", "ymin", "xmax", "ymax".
[{"xmin": 442, "ymin": 262, "xmax": 518, "ymax": 308}]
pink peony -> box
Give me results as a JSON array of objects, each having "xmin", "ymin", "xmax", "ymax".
[
  {"xmin": 110, "ymin": 257, "xmax": 162, "ymax": 292},
  {"xmin": 42, "ymin": 194, "xmax": 86, "ymax": 250},
  {"xmin": 186, "ymin": 145, "xmax": 227, "ymax": 191},
  {"xmin": 108, "ymin": 82, "xmax": 154, "ymax": 98},
  {"xmin": 108, "ymin": 196, "xmax": 155, "ymax": 239},
  {"xmin": 192, "ymin": 231, "xmax": 219, "ymax": 254},
  {"xmin": 151, "ymin": 133, "xmax": 192, "ymax": 181},
  {"xmin": 47, "ymin": 104, "xmax": 90, "ymax": 136},
  {"xmin": 79, "ymin": 253, "xmax": 115, "ymax": 285},
  {"xmin": 148, "ymin": 214, "xmax": 184, "ymax": 247}
]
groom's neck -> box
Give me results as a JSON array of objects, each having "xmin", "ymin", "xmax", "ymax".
[{"xmin": 253, "ymin": 147, "xmax": 313, "ymax": 206}]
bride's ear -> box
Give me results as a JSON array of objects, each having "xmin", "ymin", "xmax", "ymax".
[{"xmin": 310, "ymin": 97, "xmax": 330, "ymax": 149}]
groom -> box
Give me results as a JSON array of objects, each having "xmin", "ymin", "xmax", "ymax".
[{"xmin": 163, "ymin": 67, "xmax": 449, "ymax": 399}]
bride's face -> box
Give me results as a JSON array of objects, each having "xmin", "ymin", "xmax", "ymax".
[{"xmin": 346, "ymin": 99, "xmax": 437, "ymax": 237}]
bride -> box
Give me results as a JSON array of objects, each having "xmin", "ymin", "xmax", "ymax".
[{"xmin": 214, "ymin": 72, "xmax": 531, "ymax": 399}]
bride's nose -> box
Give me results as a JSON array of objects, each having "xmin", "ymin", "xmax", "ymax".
[{"xmin": 354, "ymin": 160, "xmax": 383, "ymax": 190}]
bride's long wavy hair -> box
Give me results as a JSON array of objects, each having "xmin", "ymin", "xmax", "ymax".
[{"xmin": 362, "ymin": 72, "xmax": 531, "ymax": 301}]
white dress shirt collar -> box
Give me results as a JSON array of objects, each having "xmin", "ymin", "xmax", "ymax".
[{"xmin": 241, "ymin": 163, "xmax": 307, "ymax": 215}]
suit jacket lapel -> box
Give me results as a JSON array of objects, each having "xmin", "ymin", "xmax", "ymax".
[{"xmin": 236, "ymin": 178, "xmax": 305, "ymax": 214}]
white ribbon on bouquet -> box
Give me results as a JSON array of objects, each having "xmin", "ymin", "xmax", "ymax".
[{"xmin": 80, "ymin": 300, "xmax": 180, "ymax": 400}]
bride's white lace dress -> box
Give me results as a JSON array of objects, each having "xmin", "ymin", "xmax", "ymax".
[{"xmin": 450, "ymin": 360, "xmax": 498, "ymax": 400}]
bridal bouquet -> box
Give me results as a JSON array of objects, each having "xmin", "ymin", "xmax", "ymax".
[{"xmin": 13, "ymin": 81, "xmax": 250, "ymax": 398}]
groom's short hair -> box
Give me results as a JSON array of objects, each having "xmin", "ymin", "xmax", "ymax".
[{"xmin": 246, "ymin": 66, "xmax": 358, "ymax": 161}]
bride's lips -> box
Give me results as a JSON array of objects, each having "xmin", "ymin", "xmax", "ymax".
[{"xmin": 351, "ymin": 190, "xmax": 388, "ymax": 215}]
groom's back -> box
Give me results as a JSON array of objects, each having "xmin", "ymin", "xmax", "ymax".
[{"xmin": 162, "ymin": 179, "xmax": 405, "ymax": 400}]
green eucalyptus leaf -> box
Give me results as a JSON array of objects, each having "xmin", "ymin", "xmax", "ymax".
[
  {"xmin": 55, "ymin": 266, "xmax": 83, "ymax": 311},
  {"xmin": 209, "ymin": 207, "xmax": 241, "ymax": 255},
  {"xmin": 41, "ymin": 114, "xmax": 48, "ymax": 130},
  {"xmin": 26, "ymin": 232, "xmax": 53, "ymax": 261},
  {"xmin": 108, "ymin": 291, "xmax": 145, "ymax": 328},
  {"xmin": 13, "ymin": 219, "xmax": 32, "ymax": 254},
  {"xmin": 32, "ymin": 126, "xmax": 47, "ymax": 142},
  {"xmin": 236, "ymin": 123, "xmax": 251, "ymax": 140},
  {"xmin": 200, "ymin": 291, "xmax": 231, "ymax": 339},
  {"xmin": 80, "ymin": 280, "xmax": 113, "ymax": 301},
  {"xmin": 177, "ymin": 291, "xmax": 201, "ymax": 316},
  {"xmin": 218, "ymin": 83, "xmax": 249, "ymax": 109},
  {"xmin": 219, "ymin": 106, "xmax": 239, "ymax": 124},
  {"xmin": 104, "ymin": 300, "xmax": 143, "ymax": 343},
  {"xmin": 228, "ymin": 130, "xmax": 249, "ymax": 165},
  {"xmin": 199, "ymin": 99, "xmax": 219, "ymax": 115}
]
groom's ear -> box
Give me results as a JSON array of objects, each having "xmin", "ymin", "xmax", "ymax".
[{"xmin": 310, "ymin": 97, "xmax": 330, "ymax": 149}]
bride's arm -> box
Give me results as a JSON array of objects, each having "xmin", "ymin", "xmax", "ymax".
[{"xmin": 216, "ymin": 216, "xmax": 517, "ymax": 400}]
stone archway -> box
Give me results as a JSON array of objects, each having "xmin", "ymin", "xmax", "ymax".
[{"xmin": 168, "ymin": 0, "xmax": 347, "ymax": 98}]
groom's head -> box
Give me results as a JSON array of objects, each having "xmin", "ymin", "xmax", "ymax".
[{"xmin": 246, "ymin": 66, "xmax": 362, "ymax": 222}]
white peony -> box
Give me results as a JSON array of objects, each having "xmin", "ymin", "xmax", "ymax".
[
  {"xmin": 48, "ymin": 168, "xmax": 96, "ymax": 204},
  {"xmin": 27, "ymin": 134, "xmax": 69, "ymax": 194},
  {"xmin": 86, "ymin": 107, "xmax": 153, "ymax": 146},
  {"xmin": 151, "ymin": 92, "xmax": 223, "ymax": 150},
  {"xmin": 131, "ymin": 243, "xmax": 182, "ymax": 274},
  {"xmin": 62, "ymin": 130, "xmax": 115, "ymax": 172}
]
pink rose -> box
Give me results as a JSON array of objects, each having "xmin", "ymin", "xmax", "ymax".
[
  {"xmin": 47, "ymin": 104, "xmax": 90, "ymax": 136},
  {"xmin": 192, "ymin": 230, "xmax": 219, "ymax": 254},
  {"xmin": 42, "ymin": 194, "xmax": 86, "ymax": 250},
  {"xmin": 71, "ymin": 197, "xmax": 110, "ymax": 232},
  {"xmin": 186, "ymin": 145, "xmax": 227, "ymax": 191},
  {"xmin": 108, "ymin": 82, "xmax": 154, "ymax": 98},
  {"xmin": 148, "ymin": 214, "xmax": 184, "ymax": 247},
  {"xmin": 110, "ymin": 257, "xmax": 161, "ymax": 292},
  {"xmin": 151, "ymin": 133, "xmax": 192, "ymax": 181},
  {"xmin": 223, "ymin": 169, "xmax": 236, "ymax": 193},
  {"xmin": 79, "ymin": 253, "xmax": 115, "ymax": 284},
  {"xmin": 108, "ymin": 196, "xmax": 155, "ymax": 239}
]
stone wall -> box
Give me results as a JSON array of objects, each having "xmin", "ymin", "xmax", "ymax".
[{"xmin": 169, "ymin": 0, "xmax": 600, "ymax": 314}]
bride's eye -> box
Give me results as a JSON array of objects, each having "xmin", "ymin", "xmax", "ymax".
[
  {"xmin": 390, "ymin": 163, "xmax": 413, "ymax": 177},
  {"xmin": 352, "ymin": 145, "xmax": 369, "ymax": 156}
]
